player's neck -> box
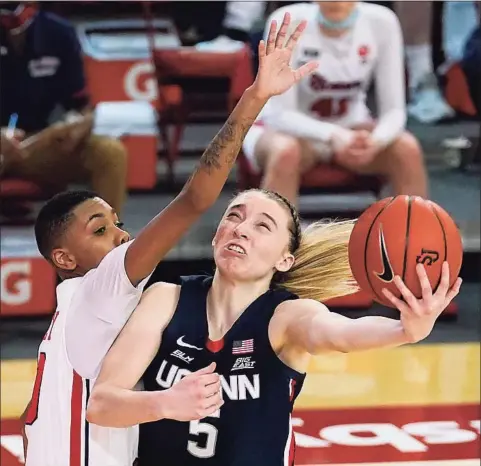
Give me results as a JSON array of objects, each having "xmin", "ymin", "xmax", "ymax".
[
  {"xmin": 319, "ymin": 26, "xmax": 349, "ymax": 39},
  {"xmin": 207, "ymin": 272, "xmax": 270, "ymax": 338}
]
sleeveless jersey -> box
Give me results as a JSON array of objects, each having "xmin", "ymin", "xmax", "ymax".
[{"xmin": 139, "ymin": 275, "xmax": 305, "ymax": 466}]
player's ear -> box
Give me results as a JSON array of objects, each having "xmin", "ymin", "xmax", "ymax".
[
  {"xmin": 275, "ymin": 253, "xmax": 295, "ymax": 273},
  {"xmin": 51, "ymin": 248, "xmax": 77, "ymax": 271}
]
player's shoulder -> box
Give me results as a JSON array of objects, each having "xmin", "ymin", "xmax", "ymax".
[
  {"xmin": 267, "ymin": 2, "xmax": 318, "ymax": 25},
  {"xmin": 37, "ymin": 10, "xmax": 77, "ymax": 37},
  {"xmin": 275, "ymin": 297, "xmax": 329, "ymax": 318},
  {"xmin": 142, "ymin": 281, "xmax": 180, "ymax": 302},
  {"xmin": 358, "ymin": 2, "xmax": 400, "ymax": 27}
]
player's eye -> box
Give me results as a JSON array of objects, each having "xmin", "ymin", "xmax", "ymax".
[
  {"xmin": 115, "ymin": 222, "xmax": 125, "ymax": 229},
  {"xmin": 227, "ymin": 212, "xmax": 241, "ymax": 219},
  {"xmin": 94, "ymin": 226, "xmax": 106, "ymax": 235},
  {"xmin": 258, "ymin": 222, "xmax": 271, "ymax": 231}
]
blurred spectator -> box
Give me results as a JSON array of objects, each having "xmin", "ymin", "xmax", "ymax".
[
  {"xmin": 196, "ymin": 2, "xmax": 266, "ymax": 51},
  {"xmin": 461, "ymin": 22, "xmax": 480, "ymax": 117},
  {"xmin": 0, "ymin": 2, "xmax": 127, "ymax": 213},
  {"xmin": 242, "ymin": 1, "xmax": 427, "ymax": 205},
  {"xmin": 394, "ymin": 1, "xmax": 455, "ymax": 123}
]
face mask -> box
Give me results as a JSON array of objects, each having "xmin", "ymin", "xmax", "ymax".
[
  {"xmin": 0, "ymin": 2, "xmax": 38, "ymax": 35},
  {"xmin": 318, "ymin": 6, "xmax": 359, "ymax": 30}
]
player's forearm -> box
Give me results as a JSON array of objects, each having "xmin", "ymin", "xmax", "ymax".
[
  {"xmin": 263, "ymin": 109, "xmax": 339, "ymax": 143},
  {"xmin": 87, "ymin": 385, "xmax": 165, "ymax": 428},
  {"xmin": 332, "ymin": 316, "xmax": 409, "ymax": 352},
  {"xmin": 371, "ymin": 108, "xmax": 406, "ymax": 148},
  {"xmin": 181, "ymin": 85, "xmax": 267, "ymax": 210},
  {"xmin": 311, "ymin": 316, "xmax": 410, "ymax": 354}
]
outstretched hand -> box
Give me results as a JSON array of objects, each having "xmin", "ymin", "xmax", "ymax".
[
  {"xmin": 382, "ymin": 262, "xmax": 462, "ymax": 343},
  {"xmin": 252, "ymin": 12, "xmax": 318, "ymax": 100}
]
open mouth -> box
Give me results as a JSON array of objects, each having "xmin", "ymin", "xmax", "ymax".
[{"xmin": 226, "ymin": 244, "xmax": 246, "ymax": 255}]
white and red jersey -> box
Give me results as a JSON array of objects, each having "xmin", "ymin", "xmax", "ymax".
[
  {"xmin": 25, "ymin": 241, "xmax": 150, "ymax": 466},
  {"xmin": 252, "ymin": 1, "xmax": 406, "ymax": 148}
]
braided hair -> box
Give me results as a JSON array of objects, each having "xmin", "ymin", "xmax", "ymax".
[{"xmin": 241, "ymin": 189, "xmax": 359, "ymax": 302}]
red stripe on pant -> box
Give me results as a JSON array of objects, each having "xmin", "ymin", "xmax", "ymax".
[{"xmin": 70, "ymin": 371, "xmax": 83, "ymax": 466}]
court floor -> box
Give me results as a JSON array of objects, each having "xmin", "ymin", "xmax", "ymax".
[{"xmin": 1, "ymin": 342, "xmax": 479, "ymax": 465}]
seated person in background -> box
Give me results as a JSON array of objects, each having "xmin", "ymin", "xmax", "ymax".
[
  {"xmin": 196, "ymin": 1, "xmax": 267, "ymax": 51},
  {"xmin": 0, "ymin": 2, "xmax": 127, "ymax": 214},
  {"xmin": 242, "ymin": 1, "xmax": 428, "ymax": 205}
]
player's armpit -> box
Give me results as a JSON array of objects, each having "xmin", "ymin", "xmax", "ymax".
[
  {"xmin": 276, "ymin": 299, "xmax": 409, "ymax": 354},
  {"xmin": 86, "ymin": 282, "xmax": 180, "ymax": 427}
]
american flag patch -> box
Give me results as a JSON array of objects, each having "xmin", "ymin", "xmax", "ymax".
[{"xmin": 232, "ymin": 339, "xmax": 254, "ymax": 354}]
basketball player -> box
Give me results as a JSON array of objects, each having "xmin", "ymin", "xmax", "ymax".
[
  {"xmin": 88, "ymin": 189, "xmax": 461, "ymax": 465},
  {"xmin": 242, "ymin": 1, "xmax": 428, "ymax": 204},
  {"xmin": 22, "ymin": 14, "xmax": 318, "ymax": 466}
]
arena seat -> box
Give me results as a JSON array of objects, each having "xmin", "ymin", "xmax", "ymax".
[
  {"xmin": 0, "ymin": 180, "xmax": 53, "ymax": 226},
  {"xmin": 444, "ymin": 63, "xmax": 477, "ymax": 117},
  {"xmin": 143, "ymin": 2, "xmax": 254, "ymax": 182}
]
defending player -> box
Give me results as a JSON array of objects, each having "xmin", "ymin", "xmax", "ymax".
[
  {"xmin": 88, "ymin": 189, "xmax": 461, "ymax": 465},
  {"xmin": 242, "ymin": 1, "xmax": 428, "ymax": 204},
  {"xmin": 22, "ymin": 13, "xmax": 317, "ymax": 466}
]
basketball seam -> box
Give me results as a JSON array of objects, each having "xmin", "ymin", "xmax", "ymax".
[
  {"xmin": 401, "ymin": 196, "xmax": 412, "ymax": 283},
  {"xmin": 363, "ymin": 197, "xmax": 396, "ymax": 305},
  {"xmin": 430, "ymin": 204, "xmax": 448, "ymax": 294}
]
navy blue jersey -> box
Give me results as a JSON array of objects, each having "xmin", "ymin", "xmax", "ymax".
[{"xmin": 139, "ymin": 275, "xmax": 305, "ymax": 466}]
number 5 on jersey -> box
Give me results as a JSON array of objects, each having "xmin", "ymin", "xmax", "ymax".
[{"xmin": 187, "ymin": 410, "xmax": 220, "ymax": 458}]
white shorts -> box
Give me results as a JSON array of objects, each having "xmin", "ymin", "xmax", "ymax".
[{"xmin": 242, "ymin": 105, "xmax": 372, "ymax": 173}]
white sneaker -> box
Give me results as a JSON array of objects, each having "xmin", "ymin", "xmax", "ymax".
[
  {"xmin": 408, "ymin": 75, "xmax": 455, "ymax": 124},
  {"xmin": 195, "ymin": 35, "xmax": 245, "ymax": 53}
]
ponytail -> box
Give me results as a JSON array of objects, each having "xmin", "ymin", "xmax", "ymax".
[{"xmin": 279, "ymin": 219, "xmax": 359, "ymax": 302}]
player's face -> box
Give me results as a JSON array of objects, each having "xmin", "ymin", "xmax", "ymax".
[
  {"xmin": 317, "ymin": 1, "xmax": 358, "ymax": 23},
  {"xmin": 213, "ymin": 192, "xmax": 295, "ymax": 282},
  {"xmin": 51, "ymin": 197, "xmax": 130, "ymax": 275}
]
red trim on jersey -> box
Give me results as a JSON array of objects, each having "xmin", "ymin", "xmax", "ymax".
[
  {"xmin": 206, "ymin": 338, "xmax": 224, "ymax": 353},
  {"xmin": 70, "ymin": 371, "xmax": 83, "ymax": 466},
  {"xmin": 253, "ymin": 120, "xmax": 264, "ymax": 127}
]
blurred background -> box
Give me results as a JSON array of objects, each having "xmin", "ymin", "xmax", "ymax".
[{"xmin": 0, "ymin": 1, "xmax": 479, "ymax": 465}]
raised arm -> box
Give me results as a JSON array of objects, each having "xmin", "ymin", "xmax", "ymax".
[
  {"xmin": 124, "ymin": 13, "xmax": 317, "ymax": 285},
  {"xmin": 275, "ymin": 264, "xmax": 461, "ymax": 354},
  {"xmin": 86, "ymin": 282, "xmax": 222, "ymax": 427}
]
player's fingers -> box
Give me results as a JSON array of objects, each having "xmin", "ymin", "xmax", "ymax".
[
  {"xmin": 194, "ymin": 362, "xmax": 216, "ymax": 375},
  {"xmin": 293, "ymin": 60, "xmax": 318, "ymax": 82},
  {"xmin": 275, "ymin": 12, "xmax": 290, "ymax": 49},
  {"xmin": 445, "ymin": 277, "xmax": 462, "ymax": 304},
  {"xmin": 285, "ymin": 20, "xmax": 307, "ymax": 51},
  {"xmin": 393, "ymin": 275, "xmax": 420, "ymax": 314},
  {"xmin": 382, "ymin": 288, "xmax": 411, "ymax": 315},
  {"xmin": 434, "ymin": 262, "xmax": 450, "ymax": 298},
  {"xmin": 416, "ymin": 263, "xmax": 433, "ymax": 302},
  {"xmin": 266, "ymin": 20, "xmax": 277, "ymax": 55},
  {"xmin": 258, "ymin": 39, "xmax": 266, "ymax": 59},
  {"xmin": 203, "ymin": 379, "xmax": 221, "ymax": 396},
  {"xmin": 202, "ymin": 392, "xmax": 223, "ymax": 410}
]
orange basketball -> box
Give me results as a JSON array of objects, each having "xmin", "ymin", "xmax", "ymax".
[{"xmin": 348, "ymin": 196, "xmax": 463, "ymax": 308}]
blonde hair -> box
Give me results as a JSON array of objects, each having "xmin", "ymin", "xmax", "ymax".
[
  {"xmin": 281, "ymin": 219, "xmax": 359, "ymax": 302},
  {"xmin": 239, "ymin": 189, "xmax": 358, "ymax": 302}
]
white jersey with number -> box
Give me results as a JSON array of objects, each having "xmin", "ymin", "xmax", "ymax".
[
  {"xmin": 25, "ymin": 241, "xmax": 150, "ymax": 466},
  {"xmin": 243, "ymin": 1, "xmax": 406, "ymax": 158}
]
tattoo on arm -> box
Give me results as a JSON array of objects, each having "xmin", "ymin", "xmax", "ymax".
[{"xmin": 197, "ymin": 114, "xmax": 256, "ymax": 175}]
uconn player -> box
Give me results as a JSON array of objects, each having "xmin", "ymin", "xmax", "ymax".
[
  {"xmin": 22, "ymin": 13, "xmax": 317, "ymax": 465},
  {"xmin": 242, "ymin": 1, "xmax": 428, "ymax": 204},
  {"xmin": 88, "ymin": 189, "xmax": 460, "ymax": 465}
]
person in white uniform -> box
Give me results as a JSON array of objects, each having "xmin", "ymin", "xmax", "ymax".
[
  {"xmin": 242, "ymin": 1, "xmax": 428, "ymax": 204},
  {"xmin": 21, "ymin": 13, "xmax": 317, "ymax": 466}
]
